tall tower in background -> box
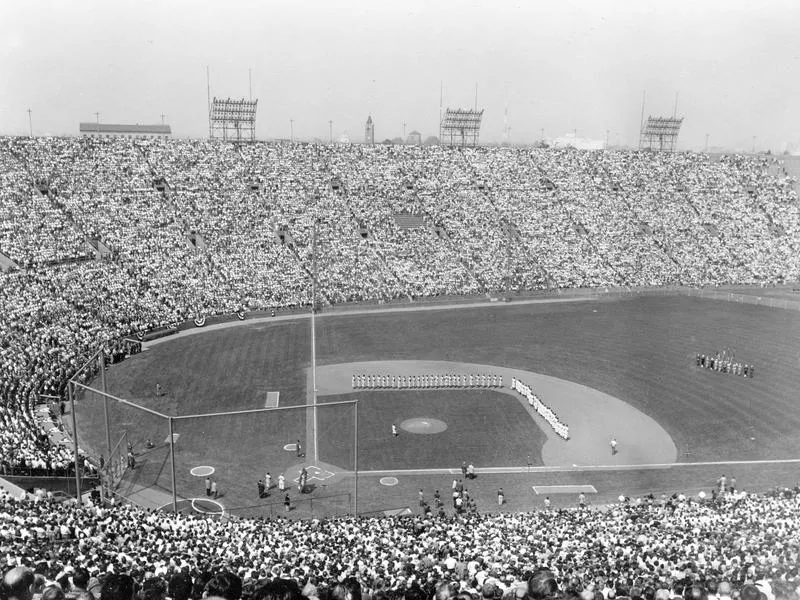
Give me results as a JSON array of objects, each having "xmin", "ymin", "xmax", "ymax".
[{"xmin": 365, "ymin": 115, "xmax": 374, "ymax": 145}]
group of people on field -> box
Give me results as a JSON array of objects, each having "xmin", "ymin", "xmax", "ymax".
[
  {"xmin": 696, "ymin": 352, "xmax": 756, "ymax": 378},
  {"xmin": 352, "ymin": 373, "xmax": 503, "ymax": 390}
]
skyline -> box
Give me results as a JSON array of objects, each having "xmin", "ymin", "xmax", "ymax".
[{"xmin": 1, "ymin": 0, "xmax": 799, "ymax": 152}]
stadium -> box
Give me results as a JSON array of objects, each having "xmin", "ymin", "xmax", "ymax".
[
  {"xmin": 2, "ymin": 134, "xmax": 800, "ymax": 598},
  {"xmin": 2, "ymin": 3, "xmax": 800, "ymax": 600}
]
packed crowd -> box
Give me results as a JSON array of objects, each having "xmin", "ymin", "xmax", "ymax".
[
  {"xmin": 1, "ymin": 483, "xmax": 799, "ymax": 600},
  {"xmin": 0, "ymin": 136, "xmax": 797, "ymax": 479}
]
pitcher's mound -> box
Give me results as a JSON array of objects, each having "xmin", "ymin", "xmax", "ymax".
[{"xmin": 401, "ymin": 418, "xmax": 448, "ymax": 434}]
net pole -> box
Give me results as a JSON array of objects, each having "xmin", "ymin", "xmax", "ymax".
[
  {"xmin": 69, "ymin": 381, "xmax": 82, "ymax": 505},
  {"xmin": 311, "ymin": 222, "xmax": 318, "ymax": 462},
  {"xmin": 99, "ymin": 352, "xmax": 112, "ymax": 460},
  {"xmin": 169, "ymin": 416, "xmax": 178, "ymax": 515},
  {"xmin": 353, "ymin": 399, "xmax": 359, "ymax": 515}
]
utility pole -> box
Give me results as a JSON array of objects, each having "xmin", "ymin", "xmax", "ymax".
[
  {"xmin": 606, "ymin": 129, "xmax": 610, "ymax": 149},
  {"xmin": 160, "ymin": 113, "xmax": 166, "ymax": 126},
  {"xmin": 752, "ymin": 136, "xmax": 756, "ymax": 154},
  {"xmin": 329, "ymin": 120, "xmax": 333, "ymax": 144},
  {"xmin": 290, "ymin": 119, "xmax": 294, "ymax": 143},
  {"xmin": 403, "ymin": 122, "xmax": 407, "ymax": 140},
  {"xmin": 705, "ymin": 133, "xmax": 709, "ymax": 153},
  {"xmin": 540, "ymin": 128, "xmax": 544, "ymax": 144},
  {"xmin": 94, "ymin": 112, "xmax": 100, "ymax": 134},
  {"xmin": 27, "ymin": 108, "xmax": 32, "ymax": 137}
]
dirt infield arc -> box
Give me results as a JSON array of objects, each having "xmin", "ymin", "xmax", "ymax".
[{"xmin": 313, "ymin": 361, "xmax": 677, "ymax": 468}]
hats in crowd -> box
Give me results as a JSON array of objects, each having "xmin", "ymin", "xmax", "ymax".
[
  {"xmin": 482, "ymin": 578, "xmax": 501, "ymax": 599},
  {"xmin": 740, "ymin": 584, "xmax": 766, "ymax": 600},
  {"xmin": 87, "ymin": 576, "xmax": 103, "ymax": 599}
]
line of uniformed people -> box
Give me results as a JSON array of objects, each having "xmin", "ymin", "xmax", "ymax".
[
  {"xmin": 696, "ymin": 354, "xmax": 755, "ymax": 378},
  {"xmin": 352, "ymin": 373, "xmax": 503, "ymax": 389}
]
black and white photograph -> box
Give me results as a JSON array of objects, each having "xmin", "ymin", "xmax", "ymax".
[{"xmin": 0, "ymin": 1, "xmax": 799, "ymax": 600}]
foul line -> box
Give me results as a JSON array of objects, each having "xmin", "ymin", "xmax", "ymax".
[{"xmin": 355, "ymin": 456, "xmax": 800, "ymax": 477}]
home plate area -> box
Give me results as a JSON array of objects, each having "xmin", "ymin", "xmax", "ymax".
[{"xmin": 293, "ymin": 465, "xmax": 335, "ymax": 484}]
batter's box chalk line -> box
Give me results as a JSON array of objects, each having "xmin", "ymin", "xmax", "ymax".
[{"xmin": 293, "ymin": 465, "xmax": 335, "ymax": 483}]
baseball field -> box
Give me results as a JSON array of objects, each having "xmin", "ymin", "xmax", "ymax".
[{"xmin": 73, "ymin": 293, "xmax": 800, "ymax": 518}]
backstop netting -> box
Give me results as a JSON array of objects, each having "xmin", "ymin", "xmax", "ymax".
[
  {"xmin": 70, "ymin": 350, "xmax": 358, "ymax": 519},
  {"xmin": 170, "ymin": 400, "xmax": 356, "ymax": 519}
]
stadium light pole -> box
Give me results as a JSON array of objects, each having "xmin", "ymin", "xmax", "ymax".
[
  {"xmin": 752, "ymin": 136, "xmax": 756, "ymax": 154},
  {"xmin": 705, "ymin": 133, "xmax": 709, "ymax": 153},
  {"xmin": 290, "ymin": 119, "xmax": 294, "ymax": 143},
  {"xmin": 27, "ymin": 109, "xmax": 33, "ymax": 137},
  {"xmin": 94, "ymin": 112, "xmax": 100, "ymax": 134},
  {"xmin": 329, "ymin": 121, "xmax": 333, "ymax": 144}
]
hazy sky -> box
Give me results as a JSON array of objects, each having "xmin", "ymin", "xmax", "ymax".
[{"xmin": 1, "ymin": 0, "xmax": 798, "ymax": 151}]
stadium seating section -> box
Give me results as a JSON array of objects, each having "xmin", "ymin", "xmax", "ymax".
[{"xmin": 0, "ymin": 138, "xmax": 798, "ymax": 600}]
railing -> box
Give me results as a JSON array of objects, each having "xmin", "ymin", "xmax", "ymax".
[{"xmin": 131, "ymin": 284, "xmax": 800, "ymax": 342}]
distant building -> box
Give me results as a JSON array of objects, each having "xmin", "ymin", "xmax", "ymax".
[
  {"xmin": 79, "ymin": 123, "xmax": 172, "ymax": 138},
  {"xmin": 406, "ymin": 130, "xmax": 422, "ymax": 146},
  {"xmin": 551, "ymin": 132, "xmax": 604, "ymax": 151},
  {"xmin": 365, "ymin": 115, "xmax": 374, "ymax": 145}
]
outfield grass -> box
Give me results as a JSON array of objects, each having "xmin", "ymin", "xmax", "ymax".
[
  {"xmin": 311, "ymin": 296, "xmax": 800, "ymax": 462},
  {"xmin": 85, "ymin": 295, "xmax": 800, "ymax": 515}
]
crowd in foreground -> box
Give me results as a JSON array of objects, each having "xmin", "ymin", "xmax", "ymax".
[
  {"xmin": 0, "ymin": 138, "xmax": 798, "ymax": 484},
  {"xmin": 0, "ymin": 484, "xmax": 798, "ymax": 600}
]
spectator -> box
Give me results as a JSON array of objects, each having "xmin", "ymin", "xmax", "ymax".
[
  {"xmin": 101, "ymin": 575, "xmax": 135, "ymax": 600},
  {"xmin": 204, "ymin": 573, "xmax": 242, "ymax": 600},
  {"xmin": 3, "ymin": 567, "xmax": 35, "ymax": 600}
]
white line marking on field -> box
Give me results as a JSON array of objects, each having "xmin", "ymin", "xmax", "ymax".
[
  {"xmin": 356, "ymin": 457, "xmax": 800, "ymax": 477},
  {"xmin": 533, "ymin": 484, "xmax": 597, "ymax": 494}
]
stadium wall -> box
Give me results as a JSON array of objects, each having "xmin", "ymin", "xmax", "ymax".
[{"xmin": 144, "ymin": 284, "xmax": 800, "ymax": 341}]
